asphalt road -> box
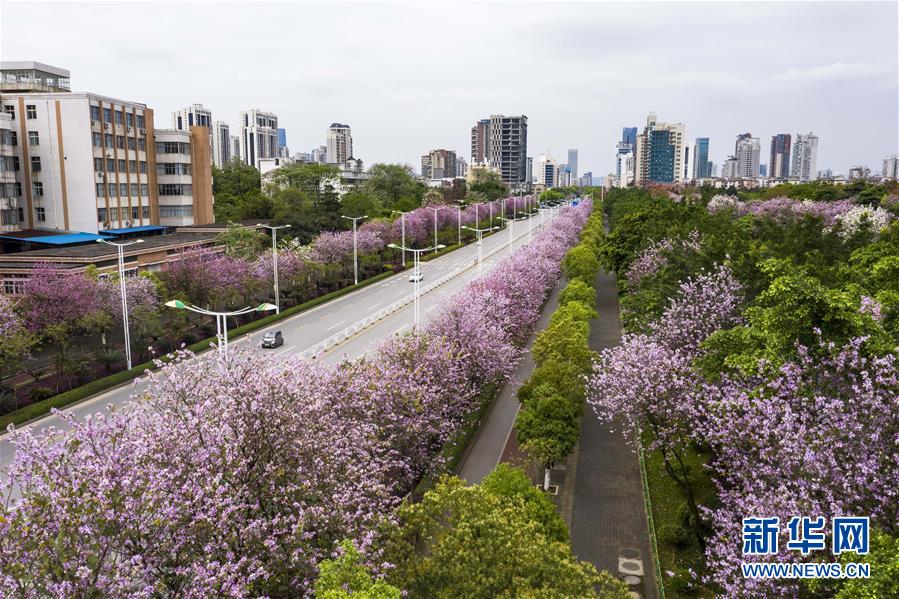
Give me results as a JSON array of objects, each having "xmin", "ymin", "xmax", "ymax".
[{"xmin": 1, "ymin": 210, "xmax": 559, "ymax": 477}]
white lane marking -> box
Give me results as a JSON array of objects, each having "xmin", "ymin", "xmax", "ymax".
[
  {"xmin": 326, "ymin": 320, "xmax": 346, "ymax": 331},
  {"xmin": 395, "ymin": 324, "xmax": 409, "ymax": 335},
  {"xmin": 425, "ymin": 305, "xmax": 437, "ymax": 313},
  {"xmin": 275, "ymin": 345, "xmax": 296, "ymax": 356},
  {"xmin": 369, "ymin": 302, "xmax": 381, "ymax": 310}
]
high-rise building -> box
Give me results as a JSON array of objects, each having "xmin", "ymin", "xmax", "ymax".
[
  {"xmin": 721, "ymin": 156, "xmax": 739, "ymax": 179},
  {"xmin": 567, "ymin": 149, "xmax": 578, "ymax": 180},
  {"xmin": 229, "ymin": 135, "xmax": 240, "ymax": 164},
  {"xmin": 483, "ymin": 114, "xmax": 528, "ymax": 188},
  {"xmin": 0, "ymin": 112, "xmax": 20, "ymax": 232},
  {"xmin": 456, "ymin": 156, "xmax": 468, "ymax": 178},
  {"xmin": 0, "ymin": 61, "xmax": 212, "ymax": 233},
  {"xmin": 211, "ymin": 121, "xmax": 230, "ymax": 168},
  {"xmin": 616, "ymin": 146, "xmax": 635, "ymax": 188},
  {"xmin": 884, "ymin": 155, "xmax": 899, "ymax": 180},
  {"xmin": 535, "ymin": 153, "xmax": 559, "ymax": 188},
  {"xmin": 622, "ymin": 127, "xmax": 637, "ymax": 149},
  {"xmin": 421, "ymin": 148, "xmax": 457, "ymax": 180},
  {"xmin": 769, "ymin": 133, "xmax": 792, "ymax": 179},
  {"xmin": 312, "ymin": 145, "xmax": 327, "ymax": 163},
  {"xmin": 239, "ymin": 109, "xmax": 278, "ymax": 169},
  {"xmin": 326, "ymin": 123, "xmax": 352, "ymax": 165},
  {"xmin": 470, "ymin": 118, "xmax": 489, "ymax": 164},
  {"xmin": 683, "ymin": 143, "xmax": 695, "ymax": 182},
  {"xmin": 526, "ymin": 156, "xmax": 533, "ymax": 184},
  {"xmin": 154, "ymin": 127, "xmax": 214, "ymax": 226},
  {"xmin": 581, "ymin": 171, "xmax": 593, "ymax": 187},
  {"xmin": 172, "ymin": 104, "xmax": 212, "ymax": 131},
  {"xmin": 791, "ymin": 132, "xmax": 818, "ymax": 182},
  {"xmin": 634, "ymin": 113, "xmax": 686, "ymax": 183},
  {"xmin": 693, "ymin": 137, "xmax": 712, "ymax": 179},
  {"xmin": 759, "ymin": 164, "xmax": 767, "ymax": 177},
  {"xmin": 735, "ymin": 134, "xmax": 760, "ymax": 178},
  {"xmin": 276, "ymin": 127, "xmax": 289, "ymax": 158}
]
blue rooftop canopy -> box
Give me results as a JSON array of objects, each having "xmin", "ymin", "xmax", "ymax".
[
  {"xmin": 0, "ymin": 232, "xmax": 114, "ymax": 245},
  {"xmin": 104, "ymin": 225, "xmax": 166, "ymax": 235}
]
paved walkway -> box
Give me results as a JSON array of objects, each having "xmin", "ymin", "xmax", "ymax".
[
  {"xmin": 457, "ymin": 282, "xmax": 563, "ymax": 484},
  {"xmin": 568, "ymin": 268, "xmax": 658, "ymax": 598}
]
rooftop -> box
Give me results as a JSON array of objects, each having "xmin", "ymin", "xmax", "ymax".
[{"xmin": 0, "ymin": 231, "xmax": 218, "ymax": 262}]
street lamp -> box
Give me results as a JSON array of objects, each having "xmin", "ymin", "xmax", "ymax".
[
  {"xmin": 387, "ymin": 243, "xmax": 444, "ymax": 326},
  {"xmin": 456, "ymin": 203, "xmax": 463, "ymax": 245},
  {"xmin": 463, "ymin": 225, "xmax": 499, "ymax": 276},
  {"xmin": 497, "ymin": 212, "xmax": 527, "ymax": 245},
  {"xmin": 97, "ymin": 238, "xmax": 144, "ymax": 370},
  {"xmin": 390, "ymin": 210, "xmax": 408, "ymax": 267},
  {"xmin": 256, "ymin": 223, "xmax": 291, "ymax": 313},
  {"xmin": 429, "ymin": 206, "xmax": 445, "ymax": 253},
  {"xmin": 341, "ymin": 215, "xmax": 367, "ymax": 285},
  {"xmin": 164, "ymin": 300, "xmax": 277, "ymax": 352}
]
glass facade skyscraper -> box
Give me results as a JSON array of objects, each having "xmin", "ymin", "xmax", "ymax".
[{"xmin": 695, "ymin": 137, "xmax": 712, "ymax": 178}]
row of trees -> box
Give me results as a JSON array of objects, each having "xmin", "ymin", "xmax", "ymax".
[
  {"xmin": 212, "ymin": 160, "xmax": 511, "ymax": 244},
  {"xmin": 1, "ymin": 201, "xmax": 610, "ymax": 597},
  {"xmin": 587, "ymin": 185, "xmax": 898, "ymax": 596},
  {"xmin": 515, "ymin": 203, "xmax": 605, "ymax": 490}
]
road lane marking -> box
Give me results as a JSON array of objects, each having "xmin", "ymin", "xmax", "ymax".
[
  {"xmin": 395, "ymin": 324, "xmax": 408, "ymax": 335},
  {"xmin": 275, "ymin": 345, "xmax": 296, "ymax": 356},
  {"xmin": 369, "ymin": 302, "xmax": 381, "ymax": 310},
  {"xmin": 326, "ymin": 320, "xmax": 346, "ymax": 331}
]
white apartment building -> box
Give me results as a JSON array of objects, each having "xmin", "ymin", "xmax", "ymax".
[
  {"xmin": 791, "ymin": 132, "xmax": 818, "ymax": 182},
  {"xmin": 154, "ymin": 129, "xmax": 213, "ymax": 227},
  {"xmin": 0, "ymin": 61, "xmax": 213, "ymax": 234},
  {"xmin": 230, "ymin": 135, "xmax": 240, "ymax": 165},
  {"xmin": 172, "ymin": 103, "xmax": 211, "ymax": 131},
  {"xmin": 634, "ymin": 113, "xmax": 686, "ymax": 183},
  {"xmin": 735, "ymin": 135, "xmax": 761, "ymax": 178},
  {"xmin": 615, "ymin": 147, "xmax": 635, "ymax": 188},
  {"xmin": 0, "ymin": 113, "xmax": 20, "ymax": 232},
  {"xmin": 327, "ymin": 123, "xmax": 352, "ymax": 165},
  {"xmin": 535, "ymin": 153, "xmax": 560, "ymax": 188},
  {"xmin": 721, "ymin": 156, "xmax": 739, "ymax": 179},
  {"xmin": 882, "ymin": 155, "xmax": 897, "ymax": 180},
  {"xmin": 211, "ymin": 121, "xmax": 231, "ymax": 168},
  {"xmin": 240, "ymin": 109, "xmax": 278, "ymax": 169},
  {"xmin": 567, "ymin": 149, "xmax": 578, "ymax": 180}
]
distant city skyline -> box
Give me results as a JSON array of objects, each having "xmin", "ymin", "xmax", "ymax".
[{"xmin": 1, "ymin": 1, "xmax": 896, "ymax": 177}]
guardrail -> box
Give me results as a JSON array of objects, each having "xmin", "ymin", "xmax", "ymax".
[{"xmin": 299, "ymin": 213, "xmax": 549, "ymax": 360}]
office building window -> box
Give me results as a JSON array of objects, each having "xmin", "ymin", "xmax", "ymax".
[
  {"xmin": 96, "ymin": 183, "xmax": 106, "ymax": 197},
  {"xmin": 139, "ymin": 161, "xmax": 147, "ymax": 174},
  {"xmin": 114, "ymin": 110, "xmax": 124, "ymax": 126},
  {"xmin": 94, "ymin": 157, "xmax": 104, "ymax": 172},
  {"xmin": 136, "ymin": 114, "xmax": 145, "ymax": 129},
  {"xmin": 103, "ymin": 108, "xmax": 112, "ymax": 123},
  {"xmin": 90, "ymin": 105, "xmax": 100, "ymax": 121},
  {"xmin": 129, "ymin": 160, "xmax": 137, "ymax": 174},
  {"xmin": 26, "ymin": 105, "xmax": 37, "ymax": 119},
  {"xmin": 2, "ymin": 105, "xmax": 13, "ymax": 119},
  {"xmin": 131, "ymin": 183, "xmax": 138, "ymax": 196},
  {"xmin": 30, "ymin": 156, "xmax": 41, "ymax": 172},
  {"xmin": 92, "ymin": 132, "xmax": 102, "ymax": 146},
  {"xmin": 156, "ymin": 141, "xmax": 190, "ymax": 154},
  {"xmin": 140, "ymin": 183, "xmax": 148, "ymax": 195},
  {"xmin": 142, "ymin": 205, "xmax": 150, "ymax": 218},
  {"xmin": 126, "ymin": 112, "xmax": 134, "ymax": 128},
  {"xmin": 118, "ymin": 159, "xmax": 127, "ymax": 172},
  {"xmin": 8, "ymin": 131, "xmax": 16, "ymax": 146},
  {"xmin": 3, "ymin": 276, "xmax": 27, "ymax": 295},
  {"xmin": 32, "ymin": 182, "xmax": 43, "ymax": 197},
  {"xmin": 105, "ymin": 133, "xmax": 113, "ymax": 147},
  {"xmin": 159, "ymin": 205, "xmax": 194, "ymax": 217},
  {"xmin": 157, "ymin": 162, "xmax": 192, "ymax": 175},
  {"xmin": 35, "ymin": 207, "xmax": 46, "ymax": 222},
  {"xmin": 158, "ymin": 183, "xmax": 192, "ymax": 196},
  {"xmin": 116, "ymin": 136, "xmax": 125, "ymax": 150},
  {"xmin": 98, "ymin": 207, "xmax": 107, "ymax": 222},
  {"xmin": 127, "ymin": 137, "xmax": 136, "ymax": 151},
  {"xmin": 28, "ymin": 131, "xmax": 39, "ymax": 146},
  {"xmin": 11, "ymin": 156, "xmax": 20, "ymax": 171},
  {"xmin": 107, "ymin": 158, "xmax": 115, "ymax": 171},
  {"xmin": 138, "ymin": 138, "xmax": 146, "ymax": 151},
  {"xmin": 14, "ymin": 182, "xmax": 21, "ymax": 196},
  {"xmin": 120, "ymin": 183, "xmax": 128, "ymax": 196},
  {"xmin": 108, "ymin": 182, "xmax": 116, "ymax": 197},
  {"xmin": 131, "ymin": 206, "xmax": 140, "ymax": 219}
]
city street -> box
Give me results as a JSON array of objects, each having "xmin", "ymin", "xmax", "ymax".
[{"xmin": 0, "ymin": 212, "xmax": 555, "ymax": 476}]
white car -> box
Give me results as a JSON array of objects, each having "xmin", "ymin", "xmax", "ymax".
[{"xmin": 408, "ymin": 271, "xmax": 424, "ymax": 282}]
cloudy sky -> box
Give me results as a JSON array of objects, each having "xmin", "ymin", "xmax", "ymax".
[{"xmin": 2, "ymin": 1, "xmax": 897, "ymax": 177}]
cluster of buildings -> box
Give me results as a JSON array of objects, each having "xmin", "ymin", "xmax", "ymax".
[{"xmin": 608, "ymin": 112, "xmax": 896, "ymax": 189}]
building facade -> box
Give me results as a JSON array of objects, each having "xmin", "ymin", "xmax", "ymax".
[
  {"xmin": 735, "ymin": 134, "xmax": 761, "ymax": 178},
  {"xmin": 791, "ymin": 132, "xmax": 818, "ymax": 182},
  {"xmin": 535, "ymin": 153, "xmax": 559, "ymax": 188},
  {"xmin": 421, "ymin": 148, "xmax": 457, "ymax": 180},
  {"xmin": 229, "ymin": 135, "xmax": 240, "ymax": 164},
  {"xmin": 567, "ymin": 149, "xmax": 578, "ymax": 180},
  {"xmin": 884, "ymin": 155, "xmax": 898, "ymax": 180},
  {"xmin": 171, "ymin": 104, "xmax": 211, "ymax": 131},
  {"xmin": 456, "ymin": 155, "xmax": 468, "ymax": 178},
  {"xmin": 634, "ymin": 113, "xmax": 686, "ymax": 184},
  {"xmin": 474, "ymin": 114, "xmax": 528, "ymax": 188},
  {"xmin": 0, "ymin": 112, "xmax": 19, "ymax": 232},
  {"xmin": 326, "ymin": 123, "xmax": 352, "ymax": 165},
  {"xmin": 211, "ymin": 121, "xmax": 231, "ymax": 168},
  {"xmin": 721, "ymin": 156, "xmax": 739, "ymax": 179},
  {"xmin": 154, "ymin": 127, "xmax": 214, "ymax": 227},
  {"xmin": 693, "ymin": 137, "xmax": 712, "ymax": 179},
  {"xmin": 239, "ymin": 109, "xmax": 278, "ymax": 169},
  {"xmin": 769, "ymin": 133, "xmax": 792, "ymax": 179},
  {"xmin": 0, "ymin": 61, "xmax": 213, "ymax": 236},
  {"xmin": 470, "ymin": 118, "xmax": 489, "ymax": 164}
]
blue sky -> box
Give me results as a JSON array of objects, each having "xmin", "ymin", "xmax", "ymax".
[{"xmin": 3, "ymin": 1, "xmax": 897, "ymax": 177}]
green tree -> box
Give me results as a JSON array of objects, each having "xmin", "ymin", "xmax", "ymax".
[
  {"xmin": 382, "ymin": 469, "xmax": 628, "ymax": 598},
  {"xmin": 267, "ymin": 162, "xmax": 340, "ymax": 207},
  {"xmin": 420, "ymin": 188, "xmax": 445, "ymax": 207},
  {"xmin": 215, "ymin": 223, "xmax": 268, "ymax": 259},
  {"xmin": 340, "ymin": 190, "xmax": 383, "ymax": 218},
  {"xmin": 212, "ymin": 160, "xmax": 272, "ymax": 223},
  {"xmin": 805, "ymin": 529, "xmax": 899, "ymax": 599},
  {"xmin": 363, "ymin": 164, "xmax": 425, "ymax": 211},
  {"xmin": 516, "ymin": 385, "xmax": 580, "ymax": 490},
  {"xmin": 559, "ymin": 278, "xmax": 596, "ymax": 310},
  {"xmin": 563, "ymin": 244, "xmax": 600, "ymax": 285},
  {"xmin": 467, "ymin": 168, "xmax": 507, "ymax": 201},
  {"xmin": 315, "ymin": 541, "xmax": 402, "ymax": 599}
]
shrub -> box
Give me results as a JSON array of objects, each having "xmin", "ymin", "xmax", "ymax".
[
  {"xmin": 27, "ymin": 386, "xmax": 55, "ymax": 402},
  {"xmin": 559, "ymin": 278, "xmax": 596, "ymax": 309}
]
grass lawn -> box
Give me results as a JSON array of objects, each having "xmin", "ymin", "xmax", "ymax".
[{"xmin": 643, "ymin": 436, "xmax": 717, "ymax": 597}]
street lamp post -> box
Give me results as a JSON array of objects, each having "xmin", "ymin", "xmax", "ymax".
[
  {"xmin": 387, "ymin": 243, "xmax": 444, "ymax": 326},
  {"xmin": 463, "ymin": 225, "xmax": 499, "ymax": 276},
  {"xmin": 341, "ymin": 215, "xmax": 367, "ymax": 285},
  {"xmin": 390, "ymin": 210, "xmax": 407, "ymax": 267},
  {"xmin": 456, "ymin": 204, "xmax": 462, "ymax": 245},
  {"xmin": 164, "ymin": 300, "xmax": 277, "ymax": 353},
  {"xmin": 97, "ymin": 238, "xmax": 144, "ymax": 370},
  {"xmin": 256, "ymin": 223, "xmax": 291, "ymax": 313},
  {"xmin": 429, "ymin": 207, "xmax": 445, "ymax": 254}
]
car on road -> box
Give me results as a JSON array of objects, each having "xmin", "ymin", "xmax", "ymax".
[
  {"xmin": 408, "ymin": 271, "xmax": 424, "ymax": 282},
  {"xmin": 261, "ymin": 331, "xmax": 284, "ymax": 348}
]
